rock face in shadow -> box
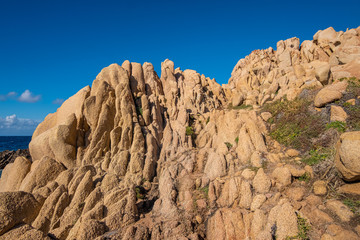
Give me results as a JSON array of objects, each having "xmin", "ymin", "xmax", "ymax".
[{"xmin": 0, "ymin": 26, "xmax": 359, "ymax": 239}]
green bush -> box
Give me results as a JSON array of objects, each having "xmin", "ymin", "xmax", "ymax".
[{"xmin": 235, "ymin": 137, "xmax": 239, "ymax": 144}]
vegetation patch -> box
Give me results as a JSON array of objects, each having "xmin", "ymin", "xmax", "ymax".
[
  {"xmin": 199, "ymin": 186, "xmax": 209, "ymax": 199},
  {"xmin": 286, "ymin": 214, "xmax": 311, "ymax": 240},
  {"xmin": 228, "ymin": 103, "xmax": 253, "ymax": 110},
  {"xmin": 336, "ymin": 77, "xmax": 360, "ymax": 131},
  {"xmin": 136, "ymin": 107, "xmax": 143, "ymax": 116},
  {"xmin": 301, "ymin": 147, "xmax": 330, "ymax": 166},
  {"xmin": 135, "ymin": 186, "xmax": 146, "ymax": 200},
  {"xmin": 224, "ymin": 142, "xmax": 233, "ymax": 150},
  {"xmin": 235, "ymin": 137, "xmax": 239, "ymax": 144},
  {"xmin": 298, "ymin": 172, "xmax": 311, "ymax": 183},
  {"xmin": 326, "ymin": 121, "xmax": 346, "ymax": 132},
  {"xmin": 206, "ymin": 116, "xmax": 210, "ymax": 124},
  {"xmin": 186, "ymin": 126, "xmax": 195, "ymax": 136},
  {"xmin": 343, "ymin": 198, "xmax": 360, "ymax": 214},
  {"xmin": 263, "ymin": 97, "xmax": 325, "ymax": 151}
]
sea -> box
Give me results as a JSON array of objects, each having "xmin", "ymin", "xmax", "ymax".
[{"xmin": 0, "ymin": 136, "xmax": 32, "ymax": 177}]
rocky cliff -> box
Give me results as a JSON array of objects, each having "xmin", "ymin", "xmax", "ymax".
[{"xmin": 0, "ymin": 26, "xmax": 360, "ymax": 240}]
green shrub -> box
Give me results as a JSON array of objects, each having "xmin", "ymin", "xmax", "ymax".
[
  {"xmin": 186, "ymin": 126, "xmax": 195, "ymax": 136},
  {"xmin": 326, "ymin": 121, "xmax": 346, "ymax": 132},
  {"xmin": 224, "ymin": 142, "xmax": 233, "ymax": 150},
  {"xmin": 298, "ymin": 173, "xmax": 311, "ymax": 182},
  {"xmin": 206, "ymin": 117, "xmax": 210, "ymax": 124},
  {"xmin": 136, "ymin": 107, "xmax": 143, "ymax": 116},
  {"xmin": 235, "ymin": 137, "xmax": 239, "ymax": 144},
  {"xmin": 135, "ymin": 186, "xmax": 145, "ymax": 200}
]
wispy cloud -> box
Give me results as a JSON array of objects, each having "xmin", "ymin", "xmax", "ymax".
[
  {"xmin": 0, "ymin": 114, "xmax": 40, "ymax": 135},
  {"xmin": 52, "ymin": 98, "xmax": 64, "ymax": 105},
  {"xmin": 0, "ymin": 92, "xmax": 18, "ymax": 101},
  {"xmin": 18, "ymin": 90, "xmax": 41, "ymax": 103}
]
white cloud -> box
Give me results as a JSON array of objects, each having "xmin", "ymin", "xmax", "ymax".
[
  {"xmin": 7, "ymin": 92, "xmax": 17, "ymax": 97},
  {"xmin": 0, "ymin": 92, "xmax": 17, "ymax": 101},
  {"xmin": 18, "ymin": 90, "xmax": 41, "ymax": 103},
  {"xmin": 52, "ymin": 98, "xmax": 64, "ymax": 105},
  {"xmin": 0, "ymin": 114, "xmax": 40, "ymax": 135}
]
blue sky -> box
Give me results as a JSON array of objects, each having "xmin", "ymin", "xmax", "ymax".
[{"xmin": 0, "ymin": 0, "xmax": 359, "ymax": 135}]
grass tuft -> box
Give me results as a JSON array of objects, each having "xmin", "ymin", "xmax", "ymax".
[{"xmin": 326, "ymin": 121, "xmax": 346, "ymax": 132}]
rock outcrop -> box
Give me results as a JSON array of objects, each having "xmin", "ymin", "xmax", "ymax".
[
  {"xmin": 0, "ymin": 149, "xmax": 31, "ymax": 169},
  {"xmin": 0, "ymin": 26, "xmax": 359, "ymax": 240}
]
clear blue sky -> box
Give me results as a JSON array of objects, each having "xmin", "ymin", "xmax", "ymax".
[{"xmin": 0, "ymin": 0, "xmax": 359, "ymax": 135}]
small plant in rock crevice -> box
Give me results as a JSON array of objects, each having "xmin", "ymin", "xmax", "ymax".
[
  {"xmin": 224, "ymin": 142, "xmax": 233, "ymax": 150},
  {"xmin": 235, "ymin": 137, "xmax": 239, "ymax": 144},
  {"xmin": 186, "ymin": 126, "xmax": 195, "ymax": 136},
  {"xmin": 135, "ymin": 186, "xmax": 146, "ymax": 200},
  {"xmin": 286, "ymin": 214, "xmax": 311, "ymax": 240},
  {"xmin": 298, "ymin": 172, "xmax": 311, "ymax": 183},
  {"xmin": 136, "ymin": 107, "xmax": 143, "ymax": 116},
  {"xmin": 206, "ymin": 116, "xmax": 210, "ymax": 124}
]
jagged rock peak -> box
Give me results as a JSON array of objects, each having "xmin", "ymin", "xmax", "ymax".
[{"xmin": 225, "ymin": 26, "xmax": 360, "ymax": 107}]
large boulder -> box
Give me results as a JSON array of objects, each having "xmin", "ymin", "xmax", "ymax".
[
  {"xmin": 314, "ymin": 81, "xmax": 348, "ymax": 107},
  {"xmin": 0, "ymin": 157, "xmax": 31, "ymax": 192},
  {"xmin": 19, "ymin": 156, "xmax": 66, "ymax": 192},
  {"xmin": 335, "ymin": 131, "xmax": 360, "ymax": 181},
  {"xmin": 0, "ymin": 191, "xmax": 41, "ymax": 235}
]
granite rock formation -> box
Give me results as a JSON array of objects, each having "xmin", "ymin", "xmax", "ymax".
[{"xmin": 0, "ymin": 26, "xmax": 360, "ymax": 240}]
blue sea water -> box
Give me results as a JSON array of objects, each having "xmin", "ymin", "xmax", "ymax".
[{"xmin": 0, "ymin": 136, "xmax": 32, "ymax": 152}]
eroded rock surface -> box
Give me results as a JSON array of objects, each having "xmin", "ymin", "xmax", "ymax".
[{"xmin": 0, "ymin": 26, "xmax": 360, "ymax": 240}]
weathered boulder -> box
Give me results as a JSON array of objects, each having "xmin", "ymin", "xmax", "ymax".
[
  {"xmin": 0, "ymin": 156, "xmax": 31, "ymax": 192},
  {"xmin": 335, "ymin": 131, "xmax": 360, "ymax": 181},
  {"xmin": 0, "ymin": 224, "xmax": 51, "ymax": 240},
  {"xmin": 19, "ymin": 156, "xmax": 65, "ymax": 193},
  {"xmin": 253, "ymin": 168, "xmax": 271, "ymax": 193},
  {"xmin": 330, "ymin": 105, "xmax": 348, "ymax": 122},
  {"xmin": 314, "ymin": 81, "xmax": 348, "ymax": 107},
  {"xmin": 0, "ymin": 191, "xmax": 41, "ymax": 235},
  {"xmin": 326, "ymin": 200, "xmax": 354, "ymax": 222}
]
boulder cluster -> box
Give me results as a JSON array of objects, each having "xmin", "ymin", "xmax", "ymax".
[{"xmin": 0, "ymin": 26, "xmax": 359, "ymax": 240}]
